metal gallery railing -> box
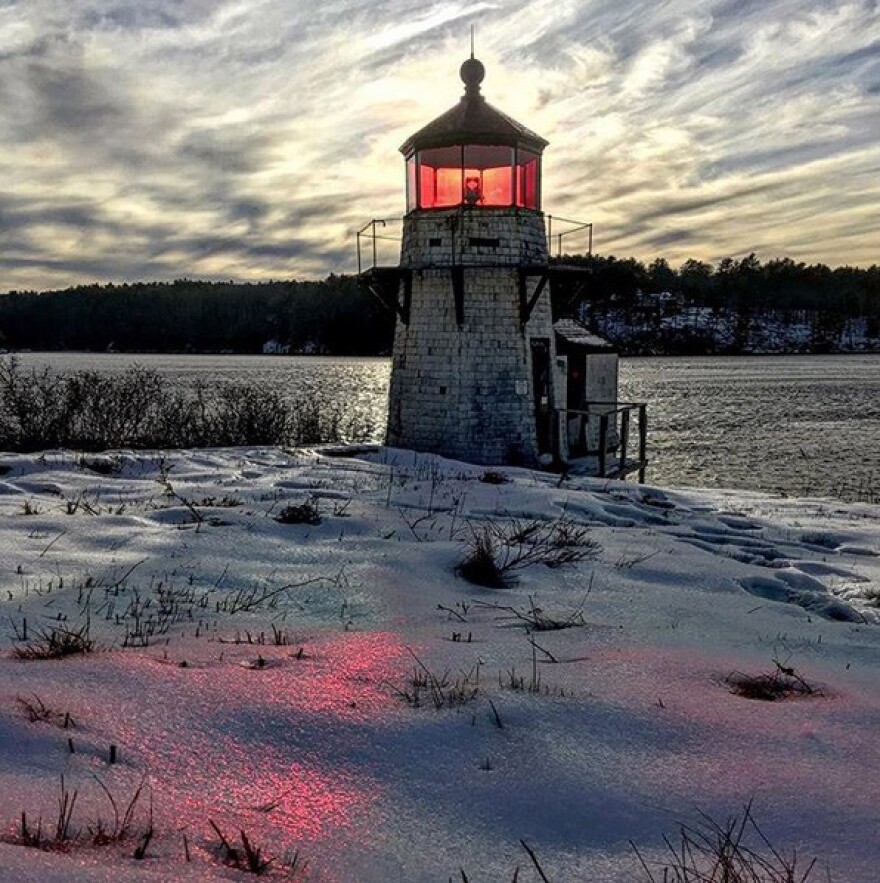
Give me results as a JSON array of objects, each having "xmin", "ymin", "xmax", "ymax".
[
  {"xmin": 356, "ymin": 213, "xmax": 593, "ymax": 274},
  {"xmin": 545, "ymin": 216, "xmax": 593, "ymax": 258},
  {"xmin": 356, "ymin": 218, "xmax": 404, "ymax": 274}
]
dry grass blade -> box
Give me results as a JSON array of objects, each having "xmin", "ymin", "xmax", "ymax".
[
  {"xmin": 632, "ymin": 801, "xmax": 822, "ymax": 882},
  {"xmin": 390, "ymin": 648, "xmax": 480, "ymax": 710},
  {"xmin": 209, "ymin": 820, "xmax": 274, "ymax": 874},
  {"xmin": 472, "ymin": 588, "xmax": 592, "ymax": 632},
  {"xmin": 55, "ymin": 776, "xmax": 78, "ymax": 844},
  {"xmin": 520, "ymin": 839, "xmax": 552, "ymax": 882},
  {"xmin": 89, "ymin": 776, "xmax": 150, "ymax": 846},
  {"xmin": 241, "ymin": 828, "xmax": 273, "ymax": 874},
  {"xmin": 16, "ymin": 693, "xmax": 74, "ymax": 727}
]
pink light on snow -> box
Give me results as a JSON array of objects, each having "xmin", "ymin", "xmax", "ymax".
[
  {"xmin": 3, "ymin": 631, "xmax": 410, "ymax": 859},
  {"xmin": 579, "ymin": 643, "xmax": 880, "ymax": 812}
]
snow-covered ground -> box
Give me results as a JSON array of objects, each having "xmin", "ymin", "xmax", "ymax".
[{"xmin": 0, "ymin": 447, "xmax": 878, "ymax": 882}]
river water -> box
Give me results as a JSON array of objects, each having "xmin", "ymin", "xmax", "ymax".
[{"xmin": 10, "ymin": 352, "xmax": 880, "ymax": 503}]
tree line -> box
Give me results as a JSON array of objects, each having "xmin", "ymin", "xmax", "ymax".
[
  {"xmin": 0, "ymin": 276, "xmax": 394, "ymax": 355},
  {"xmin": 1, "ymin": 254, "xmax": 878, "ymax": 355},
  {"xmin": 559, "ymin": 254, "xmax": 880, "ymax": 317}
]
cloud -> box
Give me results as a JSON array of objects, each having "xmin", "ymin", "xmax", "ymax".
[{"xmin": 1, "ymin": 0, "xmax": 879, "ymax": 291}]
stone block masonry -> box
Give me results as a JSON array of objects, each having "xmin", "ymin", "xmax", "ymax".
[
  {"xmin": 400, "ymin": 208, "xmax": 548, "ymax": 268},
  {"xmin": 387, "ymin": 208, "xmax": 558, "ymax": 466}
]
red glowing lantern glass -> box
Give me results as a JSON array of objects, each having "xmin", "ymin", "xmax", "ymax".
[{"xmin": 406, "ymin": 145, "xmax": 540, "ymax": 211}]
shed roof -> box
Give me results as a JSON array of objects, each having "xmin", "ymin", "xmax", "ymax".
[{"xmin": 553, "ymin": 319, "xmax": 616, "ymax": 353}]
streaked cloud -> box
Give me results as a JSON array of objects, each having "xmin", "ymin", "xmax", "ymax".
[{"xmin": 1, "ymin": 0, "xmax": 878, "ymax": 291}]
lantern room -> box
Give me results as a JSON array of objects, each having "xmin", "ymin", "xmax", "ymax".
[{"xmin": 400, "ymin": 56, "xmax": 547, "ymax": 213}]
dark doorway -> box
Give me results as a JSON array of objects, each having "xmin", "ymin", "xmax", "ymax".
[
  {"xmin": 566, "ymin": 354, "xmax": 585, "ymax": 410},
  {"xmin": 530, "ymin": 337, "xmax": 552, "ymax": 454}
]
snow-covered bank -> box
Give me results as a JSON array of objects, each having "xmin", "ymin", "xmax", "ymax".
[
  {"xmin": 1, "ymin": 447, "xmax": 878, "ymax": 882},
  {"xmin": 588, "ymin": 301, "xmax": 880, "ymax": 356}
]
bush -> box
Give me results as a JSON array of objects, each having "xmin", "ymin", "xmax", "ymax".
[{"xmin": 0, "ymin": 357, "xmax": 373, "ymax": 452}]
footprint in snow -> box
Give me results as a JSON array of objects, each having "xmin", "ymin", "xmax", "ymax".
[{"xmin": 739, "ymin": 573, "xmax": 864, "ymax": 622}]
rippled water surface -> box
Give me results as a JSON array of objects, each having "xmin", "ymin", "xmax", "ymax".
[
  {"xmin": 619, "ymin": 355, "xmax": 880, "ymax": 501},
  {"xmin": 15, "ymin": 352, "xmax": 880, "ymax": 501}
]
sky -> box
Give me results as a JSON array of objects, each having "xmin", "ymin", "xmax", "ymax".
[{"xmin": 1, "ymin": 0, "xmax": 878, "ymax": 292}]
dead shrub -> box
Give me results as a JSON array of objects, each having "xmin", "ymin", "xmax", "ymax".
[
  {"xmin": 16, "ymin": 693, "xmax": 75, "ymax": 728},
  {"xmin": 456, "ymin": 517, "xmax": 599, "ymax": 588},
  {"xmin": 458, "ymin": 529, "xmax": 509, "ymax": 588},
  {"xmin": 12, "ymin": 622, "xmax": 94, "ymax": 660},
  {"xmin": 13, "ymin": 776, "xmax": 151, "ymax": 855},
  {"xmin": 726, "ymin": 660, "xmax": 819, "ymax": 702},
  {"xmin": 473, "ymin": 591, "xmax": 591, "ymax": 631},
  {"xmin": 274, "ymin": 497, "xmax": 322, "ymax": 526}
]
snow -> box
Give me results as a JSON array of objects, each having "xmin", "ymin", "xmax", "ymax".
[
  {"xmin": 1, "ymin": 446, "xmax": 879, "ymax": 881},
  {"xmin": 587, "ymin": 299, "xmax": 880, "ymax": 355}
]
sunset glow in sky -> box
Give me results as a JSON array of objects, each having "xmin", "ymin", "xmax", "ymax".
[{"xmin": 2, "ymin": 0, "xmax": 879, "ymax": 291}]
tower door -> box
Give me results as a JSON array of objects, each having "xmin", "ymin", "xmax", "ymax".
[{"xmin": 530, "ymin": 337, "xmax": 552, "ymax": 455}]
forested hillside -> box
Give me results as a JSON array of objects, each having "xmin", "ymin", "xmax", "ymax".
[
  {"xmin": 2, "ymin": 254, "xmax": 878, "ymax": 355},
  {"xmin": 567, "ymin": 254, "xmax": 880, "ymax": 354}
]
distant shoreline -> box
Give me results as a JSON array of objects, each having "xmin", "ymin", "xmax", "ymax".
[{"xmin": 4, "ymin": 348, "xmax": 880, "ymax": 358}]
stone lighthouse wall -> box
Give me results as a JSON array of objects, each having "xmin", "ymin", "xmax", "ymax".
[{"xmin": 386, "ymin": 208, "xmax": 556, "ymax": 466}]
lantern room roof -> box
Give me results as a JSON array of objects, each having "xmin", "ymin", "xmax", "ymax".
[{"xmin": 400, "ymin": 57, "xmax": 548, "ymax": 156}]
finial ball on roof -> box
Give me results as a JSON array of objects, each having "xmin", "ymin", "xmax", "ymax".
[{"xmin": 460, "ymin": 57, "xmax": 485, "ymax": 90}]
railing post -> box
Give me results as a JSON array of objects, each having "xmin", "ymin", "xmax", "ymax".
[
  {"xmin": 619, "ymin": 408, "xmax": 630, "ymax": 475},
  {"xmin": 638, "ymin": 404, "xmax": 647, "ymax": 483},
  {"xmin": 598, "ymin": 414, "xmax": 608, "ymax": 478},
  {"xmin": 552, "ymin": 408, "xmax": 562, "ymax": 464},
  {"xmin": 357, "ymin": 232, "xmax": 362, "ymax": 274},
  {"xmin": 371, "ymin": 220, "xmax": 378, "ymax": 269}
]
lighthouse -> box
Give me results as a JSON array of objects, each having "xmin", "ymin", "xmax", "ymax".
[
  {"xmin": 359, "ymin": 56, "xmax": 646, "ymax": 478},
  {"xmin": 383, "ymin": 55, "xmax": 558, "ymax": 466}
]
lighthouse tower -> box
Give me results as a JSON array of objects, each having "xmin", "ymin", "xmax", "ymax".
[{"xmin": 386, "ymin": 56, "xmax": 558, "ymax": 466}]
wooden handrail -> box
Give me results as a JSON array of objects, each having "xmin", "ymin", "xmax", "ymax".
[
  {"xmin": 560, "ymin": 404, "xmax": 643, "ymax": 419},
  {"xmin": 561, "ymin": 402, "xmax": 643, "ymax": 410},
  {"xmin": 556, "ymin": 402, "xmax": 648, "ymax": 482}
]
